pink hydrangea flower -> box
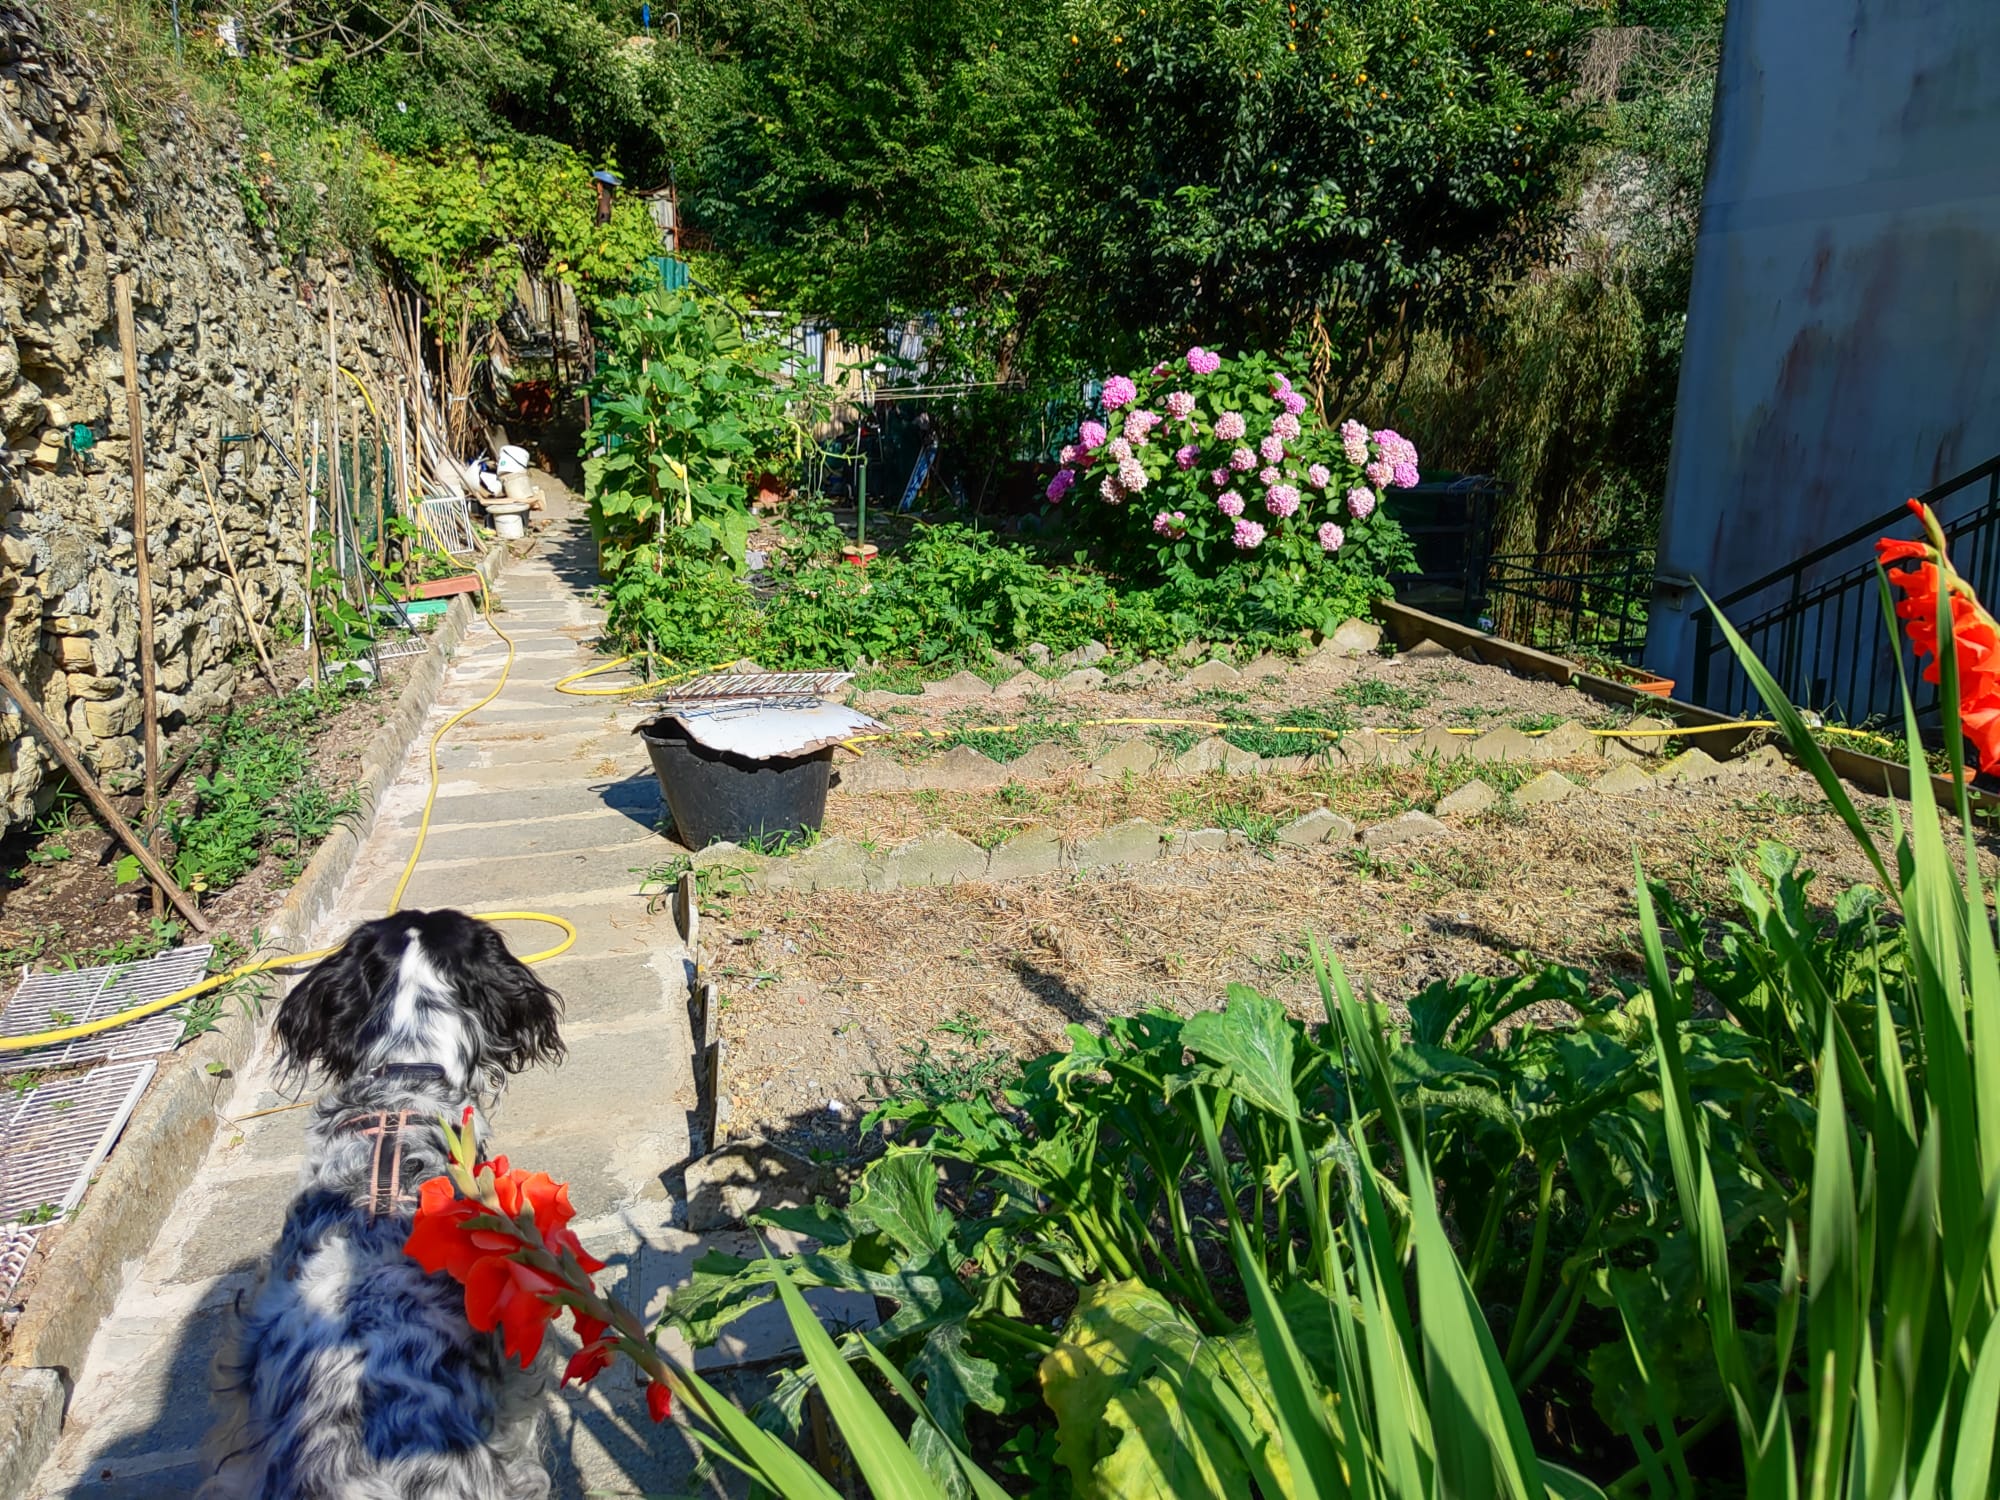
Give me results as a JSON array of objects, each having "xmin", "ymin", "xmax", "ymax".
[
  {"xmin": 1340, "ymin": 419, "xmax": 1368, "ymax": 466},
  {"xmin": 1229, "ymin": 446, "xmax": 1257, "ymax": 473},
  {"xmin": 1317, "ymin": 521, "xmax": 1345, "ymax": 553},
  {"xmin": 1391, "ymin": 461, "xmax": 1419, "ymax": 488},
  {"xmin": 1152, "ymin": 509, "xmax": 1188, "ymax": 538},
  {"xmin": 1372, "ymin": 429, "xmax": 1419, "ymax": 468},
  {"xmin": 1101, "ymin": 474, "xmax": 1125, "ymax": 504},
  {"xmin": 1079, "ymin": 421, "xmax": 1108, "ymax": 453},
  {"xmin": 1259, "ymin": 433, "xmax": 1286, "ymax": 465},
  {"xmin": 1265, "ymin": 484, "xmax": 1300, "ymax": 518},
  {"xmin": 1232, "ymin": 518, "xmax": 1267, "ymax": 549},
  {"xmin": 1307, "ymin": 463, "xmax": 1332, "ymax": 489},
  {"xmin": 1365, "ymin": 459, "xmax": 1394, "ymax": 487},
  {"xmin": 1186, "ymin": 346, "xmax": 1222, "ymax": 376},
  {"xmin": 1213, "ymin": 411, "xmax": 1247, "ymax": 442},
  {"xmin": 1101, "ymin": 375, "xmax": 1138, "ymax": 411},
  {"xmin": 1124, "ymin": 409, "xmax": 1161, "ymax": 443},
  {"xmin": 1109, "ymin": 437, "xmax": 1133, "ymax": 463},
  {"xmin": 1273, "ymin": 373, "xmax": 1293, "ymax": 394},
  {"xmin": 1175, "ymin": 443, "xmax": 1200, "ymax": 470},
  {"xmin": 1271, "ymin": 412, "xmax": 1302, "ymax": 442},
  {"xmin": 1258, "ymin": 465, "xmax": 1281, "ymax": 487},
  {"xmin": 1117, "ymin": 456, "xmax": 1148, "ymax": 492},
  {"xmin": 1058, "ymin": 444, "xmax": 1078, "ymax": 465},
  {"xmin": 1281, "ymin": 391, "xmax": 1307, "ymax": 418},
  {"xmin": 1165, "ymin": 390, "xmax": 1197, "ymax": 421},
  {"xmin": 1210, "ymin": 467, "xmax": 1231, "ymax": 488},
  {"xmin": 1152, "ymin": 362, "xmax": 1171, "ymax": 378},
  {"xmin": 1217, "ymin": 491, "xmax": 1246, "ymax": 517},
  {"xmin": 1346, "ymin": 486, "xmax": 1377, "ymax": 519},
  {"xmin": 1046, "ymin": 468, "xmax": 1075, "ymax": 503}
]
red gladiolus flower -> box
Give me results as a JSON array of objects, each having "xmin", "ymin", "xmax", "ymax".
[
  {"xmin": 465, "ymin": 1251, "xmax": 569, "ymax": 1365},
  {"xmin": 646, "ymin": 1378, "xmax": 673, "ymax": 1424},
  {"xmin": 1876, "ymin": 499, "xmax": 2000, "ymax": 769},
  {"xmin": 564, "ymin": 1312, "xmax": 616, "ymax": 1387},
  {"xmin": 405, "ymin": 1155, "xmax": 605, "ymax": 1369}
]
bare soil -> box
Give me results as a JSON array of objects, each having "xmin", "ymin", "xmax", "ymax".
[{"xmin": 706, "ymin": 758, "xmax": 1981, "ymax": 1164}]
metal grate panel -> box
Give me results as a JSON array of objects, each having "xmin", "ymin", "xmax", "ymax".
[
  {"xmin": 0, "ymin": 1060, "xmax": 156, "ymax": 1224},
  {"xmin": 646, "ymin": 671, "xmax": 853, "ymax": 710},
  {"xmin": 0, "ymin": 1225, "xmax": 37, "ymax": 1299},
  {"xmin": 417, "ymin": 496, "xmax": 479, "ymax": 556},
  {"xmin": 1, "ymin": 945, "xmax": 211, "ymax": 1073}
]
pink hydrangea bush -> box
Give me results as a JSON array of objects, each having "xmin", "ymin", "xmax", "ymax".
[{"xmin": 1052, "ymin": 345, "xmax": 1417, "ymax": 589}]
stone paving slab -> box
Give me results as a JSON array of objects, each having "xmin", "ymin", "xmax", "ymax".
[{"xmin": 412, "ymin": 807, "xmax": 658, "ymax": 863}]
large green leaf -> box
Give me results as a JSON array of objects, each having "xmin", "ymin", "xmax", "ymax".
[
  {"xmin": 1039, "ymin": 1279, "xmax": 1250, "ymax": 1500},
  {"xmin": 1181, "ymin": 983, "xmax": 1300, "ymax": 1123}
]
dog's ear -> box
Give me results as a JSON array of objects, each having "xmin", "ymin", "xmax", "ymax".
[
  {"xmin": 275, "ymin": 927, "xmax": 389, "ymax": 1079},
  {"xmin": 434, "ymin": 914, "xmax": 565, "ymax": 1075}
]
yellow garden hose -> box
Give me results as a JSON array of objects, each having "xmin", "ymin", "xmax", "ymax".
[{"xmin": 2, "ymin": 580, "xmax": 576, "ymax": 1054}]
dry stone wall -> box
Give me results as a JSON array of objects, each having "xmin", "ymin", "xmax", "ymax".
[{"xmin": 0, "ymin": 7, "xmax": 398, "ymax": 836}]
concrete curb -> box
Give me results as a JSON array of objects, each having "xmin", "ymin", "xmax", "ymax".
[{"xmin": 0, "ymin": 539, "xmax": 520, "ymax": 1496}]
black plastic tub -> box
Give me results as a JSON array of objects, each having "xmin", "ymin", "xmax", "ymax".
[{"xmin": 638, "ymin": 716, "xmax": 834, "ymax": 850}]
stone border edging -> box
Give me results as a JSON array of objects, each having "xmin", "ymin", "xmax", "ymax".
[
  {"xmin": 1372, "ymin": 599, "xmax": 1983, "ymax": 810},
  {"xmin": 685, "ymin": 740, "xmax": 1793, "ymax": 898},
  {"xmin": 0, "ymin": 539, "xmax": 518, "ymax": 1499}
]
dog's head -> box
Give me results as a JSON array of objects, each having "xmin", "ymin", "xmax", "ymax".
[{"xmin": 275, "ymin": 909, "xmax": 563, "ymax": 1090}]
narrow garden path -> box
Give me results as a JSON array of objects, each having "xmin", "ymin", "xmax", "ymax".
[{"xmin": 30, "ymin": 518, "xmax": 721, "ymax": 1498}]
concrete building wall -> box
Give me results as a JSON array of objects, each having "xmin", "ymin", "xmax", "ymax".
[{"xmin": 1647, "ymin": 0, "xmax": 2000, "ymax": 696}]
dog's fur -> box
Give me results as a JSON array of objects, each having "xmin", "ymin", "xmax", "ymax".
[{"xmin": 202, "ymin": 909, "xmax": 564, "ymax": 1500}]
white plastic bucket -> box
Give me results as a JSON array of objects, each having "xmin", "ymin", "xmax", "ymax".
[
  {"xmin": 497, "ymin": 445, "xmax": 530, "ymax": 474},
  {"xmin": 501, "ymin": 470, "xmax": 535, "ymax": 501}
]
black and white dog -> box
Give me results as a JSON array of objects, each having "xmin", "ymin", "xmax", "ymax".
[{"xmin": 202, "ymin": 909, "xmax": 565, "ymax": 1500}]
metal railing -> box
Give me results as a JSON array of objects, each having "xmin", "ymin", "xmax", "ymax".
[
  {"xmin": 1689, "ymin": 454, "xmax": 2000, "ymax": 723},
  {"xmin": 1484, "ymin": 546, "xmax": 1656, "ymax": 664}
]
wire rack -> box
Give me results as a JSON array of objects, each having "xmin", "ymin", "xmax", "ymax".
[
  {"xmin": 417, "ymin": 496, "xmax": 479, "ymax": 556},
  {"xmin": 0, "ymin": 1225, "xmax": 38, "ymax": 1299},
  {"xmin": 0, "ymin": 1059, "xmax": 156, "ymax": 1225},
  {"xmin": 642, "ymin": 670, "xmax": 853, "ymax": 711},
  {"xmin": 0, "ymin": 945, "xmax": 212, "ymax": 1074}
]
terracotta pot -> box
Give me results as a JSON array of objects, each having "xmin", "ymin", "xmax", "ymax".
[
  {"xmin": 1628, "ymin": 673, "xmax": 1675, "ymax": 698},
  {"xmin": 406, "ymin": 574, "xmax": 482, "ymax": 600}
]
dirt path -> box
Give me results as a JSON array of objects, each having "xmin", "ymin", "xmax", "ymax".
[{"xmin": 29, "ymin": 522, "xmax": 715, "ymax": 1498}]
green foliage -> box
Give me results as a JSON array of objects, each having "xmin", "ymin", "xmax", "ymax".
[
  {"xmin": 583, "ymin": 287, "xmax": 818, "ymax": 570},
  {"xmin": 665, "ymin": 0, "xmax": 1595, "ymax": 389},
  {"xmin": 601, "ymin": 520, "xmax": 1394, "ymax": 677},
  {"xmin": 365, "ymin": 141, "xmax": 662, "ymax": 324},
  {"xmin": 1053, "ymin": 0, "xmax": 1595, "ymax": 383},
  {"xmin": 163, "ymin": 684, "xmax": 364, "ymax": 894}
]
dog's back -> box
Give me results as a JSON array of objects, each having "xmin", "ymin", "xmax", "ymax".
[{"xmin": 203, "ymin": 1188, "xmax": 549, "ymax": 1500}]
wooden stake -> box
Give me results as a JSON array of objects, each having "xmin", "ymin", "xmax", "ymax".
[
  {"xmin": 194, "ymin": 461, "xmax": 279, "ymax": 689},
  {"xmin": 0, "ymin": 665, "xmax": 211, "ymax": 934},
  {"xmin": 114, "ymin": 274, "xmax": 163, "ymax": 915}
]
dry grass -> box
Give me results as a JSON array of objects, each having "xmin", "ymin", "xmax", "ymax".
[
  {"xmin": 707, "ymin": 766, "xmax": 1953, "ymax": 1152},
  {"xmin": 819, "ymin": 755, "xmax": 1580, "ymax": 851}
]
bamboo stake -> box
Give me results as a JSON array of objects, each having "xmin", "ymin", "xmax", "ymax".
[
  {"xmin": 0, "ymin": 664, "xmax": 211, "ymax": 934},
  {"xmin": 194, "ymin": 461, "xmax": 279, "ymax": 688},
  {"xmin": 304, "ymin": 414, "xmax": 323, "ymax": 685},
  {"xmin": 114, "ymin": 273, "xmax": 164, "ymax": 916}
]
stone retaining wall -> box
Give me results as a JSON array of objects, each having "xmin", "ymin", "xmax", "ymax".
[{"xmin": 0, "ymin": 7, "xmax": 398, "ymax": 836}]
